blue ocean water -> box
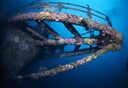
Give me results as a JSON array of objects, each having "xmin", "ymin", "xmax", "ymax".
[{"xmin": 1, "ymin": 0, "xmax": 128, "ymax": 88}]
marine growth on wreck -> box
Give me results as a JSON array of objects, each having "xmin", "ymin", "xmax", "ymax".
[{"xmin": 7, "ymin": 1, "xmax": 123, "ymax": 79}]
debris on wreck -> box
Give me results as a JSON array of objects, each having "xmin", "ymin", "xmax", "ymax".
[{"xmin": 7, "ymin": 1, "xmax": 123, "ymax": 79}]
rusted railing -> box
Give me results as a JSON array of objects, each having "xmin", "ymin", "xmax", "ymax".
[{"xmin": 8, "ymin": 1, "xmax": 112, "ymax": 26}]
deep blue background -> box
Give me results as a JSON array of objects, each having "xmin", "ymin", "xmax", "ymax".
[{"xmin": 1, "ymin": 0, "xmax": 128, "ymax": 88}]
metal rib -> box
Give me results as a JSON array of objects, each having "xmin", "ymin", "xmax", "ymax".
[{"xmin": 63, "ymin": 23, "xmax": 81, "ymax": 37}]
